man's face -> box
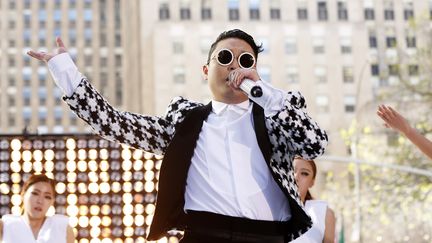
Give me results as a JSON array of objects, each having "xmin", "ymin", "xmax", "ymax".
[{"xmin": 203, "ymin": 38, "xmax": 256, "ymax": 104}]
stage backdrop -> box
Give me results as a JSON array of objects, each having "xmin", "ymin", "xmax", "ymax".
[{"xmin": 0, "ymin": 134, "xmax": 181, "ymax": 243}]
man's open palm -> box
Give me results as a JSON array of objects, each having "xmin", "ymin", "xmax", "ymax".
[{"xmin": 27, "ymin": 37, "xmax": 67, "ymax": 62}]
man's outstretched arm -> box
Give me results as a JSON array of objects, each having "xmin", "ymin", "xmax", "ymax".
[{"xmin": 27, "ymin": 37, "xmax": 175, "ymax": 154}]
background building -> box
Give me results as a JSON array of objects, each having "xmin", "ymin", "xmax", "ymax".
[
  {"xmin": 0, "ymin": 0, "xmax": 142, "ymax": 134},
  {"xmin": 1, "ymin": 1, "xmax": 431, "ymax": 242}
]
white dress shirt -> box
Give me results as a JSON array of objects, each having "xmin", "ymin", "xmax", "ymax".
[{"xmin": 47, "ymin": 52, "xmax": 292, "ymax": 221}]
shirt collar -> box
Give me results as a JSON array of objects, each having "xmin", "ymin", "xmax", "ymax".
[{"xmin": 212, "ymin": 99, "xmax": 250, "ymax": 116}]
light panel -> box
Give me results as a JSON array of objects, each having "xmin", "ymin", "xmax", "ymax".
[{"xmin": 0, "ymin": 135, "xmax": 182, "ymax": 242}]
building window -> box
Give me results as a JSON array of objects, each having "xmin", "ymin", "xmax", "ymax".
[
  {"xmin": 386, "ymin": 36, "xmax": 396, "ymax": 48},
  {"xmin": 228, "ymin": 0, "xmax": 240, "ymax": 21},
  {"xmin": 200, "ymin": 37, "xmax": 212, "ymax": 55},
  {"xmin": 344, "ymin": 95, "xmax": 356, "ymax": 113},
  {"xmin": 406, "ymin": 36, "xmax": 416, "ymax": 48},
  {"xmin": 342, "ymin": 66, "xmax": 354, "ymax": 83},
  {"xmin": 337, "ymin": 1, "xmax": 348, "ymax": 20},
  {"xmin": 180, "ymin": 0, "xmax": 191, "ymax": 20},
  {"xmin": 8, "ymin": 116, "xmax": 16, "ymax": 128},
  {"xmin": 115, "ymin": 72, "xmax": 122, "ymax": 106},
  {"xmin": 100, "ymin": 57, "xmax": 108, "ymax": 67},
  {"xmin": 8, "ymin": 95, "xmax": 15, "ymax": 107},
  {"xmin": 174, "ymin": 66, "xmax": 185, "ymax": 83},
  {"xmin": 364, "ymin": 8, "xmax": 374, "ymax": 20},
  {"xmin": 316, "ymin": 95, "xmax": 329, "ymax": 113},
  {"xmin": 24, "ymin": 0, "xmax": 31, "ymax": 9},
  {"xmin": 430, "ymin": 0, "xmax": 432, "ymax": 20},
  {"xmin": 249, "ymin": 0, "xmax": 260, "ymax": 20},
  {"xmin": 340, "ymin": 37, "xmax": 352, "ymax": 54},
  {"xmin": 403, "ymin": 1, "xmax": 414, "ymax": 20},
  {"xmin": 270, "ymin": 0, "xmax": 281, "ymax": 20},
  {"xmin": 286, "ymin": 66, "xmax": 299, "ymax": 83},
  {"xmin": 371, "ymin": 64, "xmax": 379, "ymax": 76},
  {"xmin": 9, "ymin": 20, "xmax": 16, "ymax": 29},
  {"xmin": 173, "ymin": 41, "xmax": 184, "ymax": 54},
  {"xmin": 201, "ymin": 0, "xmax": 212, "ymax": 20},
  {"xmin": 314, "ymin": 66, "xmax": 327, "ymax": 83},
  {"xmin": 258, "ymin": 66, "xmax": 271, "ymax": 82},
  {"xmin": 285, "ymin": 37, "xmax": 297, "ymax": 55},
  {"xmin": 8, "ymin": 76, "xmax": 15, "ymax": 87},
  {"xmin": 159, "ymin": 3, "xmax": 170, "ymax": 20},
  {"xmin": 313, "ymin": 38, "xmax": 325, "ymax": 54},
  {"xmin": 388, "ymin": 64, "xmax": 398, "ymax": 76},
  {"xmin": 297, "ymin": 0, "xmax": 308, "ymax": 20},
  {"xmin": 9, "ymin": 56, "xmax": 15, "ymax": 67},
  {"xmin": 317, "ymin": 1, "xmax": 328, "ymax": 21},
  {"xmin": 384, "ymin": 1, "xmax": 394, "ymax": 20},
  {"xmin": 408, "ymin": 65, "xmax": 418, "ymax": 76},
  {"xmin": 9, "ymin": 0, "xmax": 16, "ymax": 9},
  {"xmin": 115, "ymin": 54, "xmax": 122, "ymax": 67},
  {"xmin": 369, "ymin": 30, "xmax": 377, "ymax": 48}
]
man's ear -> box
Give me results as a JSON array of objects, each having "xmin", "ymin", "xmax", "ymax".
[{"xmin": 202, "ymin": 65, "xmax": 209, "ymax": 79}]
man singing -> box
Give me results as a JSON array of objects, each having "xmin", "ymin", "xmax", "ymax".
[{"xmin": 28, "ymin": 29, "xmax": 328, "ymax": 243}]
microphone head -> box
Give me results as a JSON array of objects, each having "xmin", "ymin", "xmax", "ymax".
[{"xmin": 250, "ymin": 86, "xmax": 263, "ymax": 97}]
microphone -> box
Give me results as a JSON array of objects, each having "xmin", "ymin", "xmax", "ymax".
[{"xmin": 239, "ymin": 79, "xmax": 263, "ymax": 97}]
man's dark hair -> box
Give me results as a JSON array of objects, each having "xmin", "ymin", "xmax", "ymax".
[{"xmin": 206, "ymin": 29, "xmax": 264, "ymax": 64}]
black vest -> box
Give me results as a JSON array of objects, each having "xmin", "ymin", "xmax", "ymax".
[{"xmin": 146, "ymin": 102, "xmax": 311, "ymax": 241}]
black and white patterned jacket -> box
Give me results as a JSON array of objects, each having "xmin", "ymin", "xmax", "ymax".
[{"xmin": 64, "ymin": 79, "xmax": 328, "ymax": 242}]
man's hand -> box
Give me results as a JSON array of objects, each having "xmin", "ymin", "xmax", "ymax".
[
  {"xmin": 27, "ymin": 37, "xmax": 67, "ymax": 62},
  {"xmin": 228, "ymin": 68, "xmax": 261, "ymax": 89}
]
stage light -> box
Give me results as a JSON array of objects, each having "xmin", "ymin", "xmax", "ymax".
[
  {"xmin": 33, "ymin": 149, "xmax": 43, "ymax": 161},
  {"xmin": 100, "ymin": 182, "xmax": 110, "ymax": 194},
  {"xmin": 89, "ymin": 149, "xmax": 98, "ymax": 160},
  {"xmin": 22, "ymin": 150, "xmax": 32, "ymax": 162},
  {"xmin": 10, "ymin": 162, "xmax": 21, "ymax": 172},
  {"xmin": 67, "ymin": 150, "xmax": 77, "ymax": 161},
  {"xmin": 90, "ymin": 226, "xmax": 101, "ymax": 238},
  {"xmin": 0, "ymin": 183, "xmax": 10, "ymax": 194},
  {"xmin": 79, "ymin": 215, "xmax": 90, "ymax": 227},
  {"xmin": 56, "ymin": 182, "xmax": 67, "ymax": 194},
  {"xmin": 11, "ymin": 151, "xmax": 21, "ymax": 162},
  {"xmin": 88, "ymin": 182, "xmax": 99, "ymax": 194},
  {"xmin": 78, "ymin": 149, "xmax": 87, "ymax": 160},
  {"xmin": 144, "ymin": 159, "xmax": 154, "ymax": 170},
  {"xmin": 11, "ymin": 173, "xmax": 21, "ymax": 184},
  {"xmin": 144, "ymin": 181, "xmax": 155, "ymax": 192},
  {"xmin": 67, "ymin": 205, "xmax": 79, "ymax": 217},
  {"xmin": 77, "ymin": 160, "xmax": 87, "ymax": 171},
  {"xmin": 99, "ymin": 160, "xmax": 109, "ymax": 172},
  {"xmin": 44, "ymin": 160, "xmax": 54, "ymax": 172},
  {"xmin": 33, "ymin": 161, "xmax": 43, "ymax": 173},
  {"xmin": 122, "ymin": 182, "xmax": 132, "ymax": 193},
  {"xmin": 22, "ymin": 161, "xmax": 32, "ymax": 172},
  {"xmin": 88, "ymin": 160, "xmax": 98, "ymax": 171}
]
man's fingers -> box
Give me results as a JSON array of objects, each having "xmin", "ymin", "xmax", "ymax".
[
  {"xmin": 56, "ymin": 37, "xmax": 66, "ymax": 49},
  {"xmin": 27, "ymin": 50, "xmax": 44, "ymax": 60}
]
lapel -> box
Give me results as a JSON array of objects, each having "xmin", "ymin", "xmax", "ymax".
[{"xmin": 147, "ymin": 102, "xmax": 212, "ymax": 240}]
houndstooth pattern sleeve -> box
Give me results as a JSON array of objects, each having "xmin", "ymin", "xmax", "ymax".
[
  {"xmin": 266, "ymin": 91, "xmax": 328, "ymax": 160},
  {"xmin": 63, "ymin": 78, "xmax": 199, "ymax": 155}
]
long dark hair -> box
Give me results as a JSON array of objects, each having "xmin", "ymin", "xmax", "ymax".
[{"xmin": 294, "ymin": 155, "xmax": 317, "ymax": 201}]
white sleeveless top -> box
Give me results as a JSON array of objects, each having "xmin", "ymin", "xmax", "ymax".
[
  {"xmin": 1, "ymin": 214, "xmax": 69, "ymax": 243},
  {"xmin": 290, "ymin": 200, "xmax": 328, "ymax": 243}
]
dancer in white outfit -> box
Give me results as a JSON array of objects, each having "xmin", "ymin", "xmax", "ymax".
[
  {"xmin": 291, "ymin": 156, "xmax": 336, "ymax": 243},
  {"xmin": 0, "ymin": 174, "xmax": 75, "ymax": 243}
]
